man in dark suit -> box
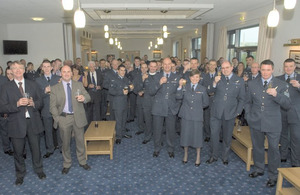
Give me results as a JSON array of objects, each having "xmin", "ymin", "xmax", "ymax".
[
  {"xmin": 24, "ymin": 62, "xmax": 40, "ymax": 81},
  {"xmin": 150, "ymin": 57, "xmax": 181, "ymax": 158},
  {"xmin": 0, "ymin": 61, "xmax": 46, "ymax": 185},
  {"xmin": 109, "ymin": 65, "xmax": 133, "ymax": 144},
  {"xmin": 202, "ymin": 59, "xmax": 217, "ymax": 142},
  {"xmin": 206, "ymin": 61, "xmax": 245, "ymax": 165},
  {"xmin": 103, "ymin": 59, "xmax": 119, "ymax": 121},
  {"xmin": 86, "ymin": 61, "xmax": 103, "ymax": 124},
  {"xmin": 127, "ymin": 56, "xmax": 142, "ymax": 122},
  {"xmin": 36, "ymin": 60, "xmax": 61, "ymax": 158},
  {"xmin": 276, "ymin": 58, "xmax": 300, "ymax": 167},
  {"xmin": 0, "ymin": 74, "xmax": 13, "ymax": 156},
  {"xmin": 50, "ymin": 65, "xmax": 91, "ymax": 175},
  {"xmin": 245, "ymin": 59, "xmax": 291, "ymax": 187},
  {"xmin": 98, "ymin": 59, "xmax": 108, "ymax": 120}
]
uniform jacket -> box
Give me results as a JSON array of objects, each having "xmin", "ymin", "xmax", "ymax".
[{"xmin": 108, "ymin": 76, "xmax": 131, "ymax": 111}]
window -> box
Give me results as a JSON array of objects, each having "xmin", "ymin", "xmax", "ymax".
[
  {"xmin": 191, "ymin": 37, "xmax": 201, "ymax": 61},
  {"xmin": 173, "ymin": 41, "xmax": 179, "ymax": 57},
  {"xmin": 227, "ymin": 26, "xmax": 259, "ymax": 64}
]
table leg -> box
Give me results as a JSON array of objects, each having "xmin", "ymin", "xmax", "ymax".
[{"xmin": 275, "ymin": 172, "xmax": 283, "ymax": 195}]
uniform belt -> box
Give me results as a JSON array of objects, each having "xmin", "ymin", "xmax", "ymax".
[{"xmin": 60, "ymin": 112, "xmax": 74, "ymax": 117}]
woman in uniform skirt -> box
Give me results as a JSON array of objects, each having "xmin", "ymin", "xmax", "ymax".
[{"xmin": 177, "ymin": 69, "xmax": 209, "ymax": 166}]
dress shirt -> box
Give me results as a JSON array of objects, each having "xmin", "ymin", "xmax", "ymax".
[{"xmin": 14, "ymin": 78, "xmax": 30, "ymax": 118}]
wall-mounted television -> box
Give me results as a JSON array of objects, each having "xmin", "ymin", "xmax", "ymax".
[{"xmin": 3, "ymin": 40, "xmax": 28, "ymax": 55}]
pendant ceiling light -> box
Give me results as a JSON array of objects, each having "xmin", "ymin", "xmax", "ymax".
[
  {"xmin": 104, "ymin": 31, "xmax": 109, "ymax": 38},
  {"xmin": 163, "ymin": 25, "xmax": 167, "ymax": 32},
  {"xmin": 62, "ymin": 0, "xmax": 73, "ymax": 10},
  {"xmin": 163, "ymin": 32, "xmax": 168, "ymax": 38},
  {"xmin": 267, "ymin": 0, "xmax": 279, "ymax": 27},
  {"xmin": 284, "ymin": 0, "xmax": 297, "ymax": 9},
  {"xmin": 109, "ymin": 38, "xmax": 114, "ymax": 45},
  {"xmin": 74, "ymin": 0, "xmax": 85, "ymax": 28},
  {"xmin": 104, "ymin": 25, "xmax": 109, "ymax": 32}
]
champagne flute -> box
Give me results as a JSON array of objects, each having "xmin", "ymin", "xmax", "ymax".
[
  {"xmin": 217, "ymin": 70, "xmax": 222, "ymax": 77},
  {"xmin": 23, "ymin": 92, "xmax": 30, "ymax": 106},
  {"xmin": 75, "ymin": 89, "xmax": 81, "ymax": 99},
  {"xmin": 268, "ymin": 80, "xmax": 273, "ymax": 89},
  {"xmin": 182, "ymin": 79, "xmax": 187, "ymax": 92}
]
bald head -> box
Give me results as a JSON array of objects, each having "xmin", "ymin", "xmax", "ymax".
[{"xmin": 251, "ymin": 62, "xmax": 260, "ymax": 75}]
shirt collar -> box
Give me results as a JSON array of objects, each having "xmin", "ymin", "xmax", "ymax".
[
  {"xmin": 261, "ymin": 76, "xmax": 273, "ymax": 84},
  {"xmin": 285, "ymin": 72, "xmax": 295, "ymax": 79}
]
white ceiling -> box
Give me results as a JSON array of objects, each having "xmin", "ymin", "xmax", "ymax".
[{"xmin": 0, "ymin": 0, "xmax": 273, "ymax": 39}]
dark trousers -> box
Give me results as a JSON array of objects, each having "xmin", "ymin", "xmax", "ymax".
[
  {"xmin": 100, "ymin": 89, "xmax": 108, "ymax": 120},
  {"xmin": 210, "ymin": 116, "xmax": 235, "ymax": 161},
  {"xmin": 250, "ymin": 128, "xmax": 281, "ymax": 180},
  {"xmin": 128, "ymin": 93, "xmax": 137, "ymax": 121},
  {"xmin": 86, "ymin": 100, "xmax": 101, "ymax": 124},
  {"xmin": 153, "ymin": 114, "xmax": 176, "ymax": 153},
  {"xmin": 42, "ymin": 117, "xmax": 55, "ymax": 153},
  {"xmin": 203, "ymin": 107, "xmax": 210, "ymax": 139},
  {"xmin": 143, "ymin": 107, "xmax": 152, "ymax": 141},
  {"xmin": 0, "ymin": 118, "xmax": 11, "ymax": 152},
  {"xmin": 11, "ymin": 119, "xmax": 43, "ymax": 178},
  {"xmin": 136, "ymin": 103, "xmax": 145, "ymax": 131},
  {"xmin": 114, "ymin": 108, "xmax": 127, "ymax": 139},
  {"xmin": 280, "ymin": 120, "xmax": 300, "ymax": 166}
]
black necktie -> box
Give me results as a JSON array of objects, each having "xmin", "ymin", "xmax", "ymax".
[
  {"xmin": 211, "ymin": 74, "xmax": 214, "ymax": 79},
  {"xmin": 263, "ymin": 81, "xmax": 268, "ymax": 88},
  {"xmin": 192, "ymin": 85, "xmax": 195, "ymax": 92},
  {"xmin": 226, "ymin": 77, "xmax": 229, "ymax": 83},
  {"xmin": 67, "ymin": 83, "xmax": 73, "ymax": 113},
  {"xmin": 92, "ymin": 73, "xmax": 96, "ymax": 85},
  {"xmin": 286, "ymin": 75, "xmax": 290, "ymax": 83},
  {"xmin": 166, "ymin": 74, "xmax": 169, "ymax": 79},
  {"xmin": 47, "ymin": 77, "xmax": 50, "ymax": 82},
  {"xmin": 252, "ymin": 76, "xmax": 255, "ymax": 80}
]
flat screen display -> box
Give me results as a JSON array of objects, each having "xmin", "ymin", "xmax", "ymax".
[{"xmin": 3, "ymin": 40, "xmax": 28, "ymax": 55}]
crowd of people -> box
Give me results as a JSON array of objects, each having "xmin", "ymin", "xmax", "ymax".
[{"xmin": 0, "ymin": 55, "xmax": 299, "ymax": 188}]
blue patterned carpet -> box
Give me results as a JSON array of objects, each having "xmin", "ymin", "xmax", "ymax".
[{"xmin": 0, "ymin": 120, "xmax": 292, "ymax": 194}]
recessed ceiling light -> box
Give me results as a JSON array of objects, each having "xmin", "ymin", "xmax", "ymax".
[
  {"xmin": 176, "ymin": 26, "xmax": 184, "ymax": 29},
  {"xmin": 32, "ymin": 17, "xmax": 44, "ymax": 21}
]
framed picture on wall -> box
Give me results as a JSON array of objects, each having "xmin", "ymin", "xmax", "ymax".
[
  {"xmin": 153, "ymin": 52, "xmax": 161, "ymax": 59},
  {"xmin": 289, "ymin": 50, "xmax": 300, "ymax": 73}
]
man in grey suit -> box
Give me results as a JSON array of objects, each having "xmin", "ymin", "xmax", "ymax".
[
  {"xmin": 245, "ymin": 59, "xmax": 291, "ymax": 187},
  {"xmin": 150, "ymin": 57, "xmax": 181, "ymax": 158},
  {"xmin": 276, "ymin": 58, "xmax": 300, "ymax": 167},
  {"xmin": 206, "ymin": 61, "xmax": 245, "ymax": 165},
  {"xmin": 36, "ymin": 60, "xmax": 61, "ymax": 158},
  {"xmin": 50, "ymin": 65, "xmax": 91, "ymax": 175}
]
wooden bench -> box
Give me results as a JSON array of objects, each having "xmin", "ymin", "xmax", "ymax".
[
  {"xmin": 84, "ymin": 121, "xmax": 116, "ymax": 160},
  {"xmin": 276, "ymin": 167, "xmax": 300, "ymax": 195},
  {"xmin": 231, "ymin": 124, "xmax": 268, "ymax": 171}
]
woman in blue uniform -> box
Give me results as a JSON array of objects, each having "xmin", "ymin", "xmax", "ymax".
[{"xmin": 177, "ymin": 69, "xmax": 209, "ymax": 166}]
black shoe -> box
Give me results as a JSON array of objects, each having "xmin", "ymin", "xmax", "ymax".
[
  {"xmin": 4, "ymin": 150, "xmax": 14, "ymax": 156},
  {"xmin": 266, "ymin": 179, "xmax": 277, "ymax": 187},
  {"xmin": 195, "ymin": 163, "xmax": 201, "ymax": 167},
  {"xmin": 123, "ymin": 134, "xmax": 132, "ymax": 139},
  {"xmin": 15, "ymin": 177, "xmax": 24, "ymax": 186},
  {"xmin": 115, "ymin": 139, "xmax": 121, "ymax": 144},
  {"xmin": 135, "ymin": 131, "xmax": 143, "ymax": 135},
  {"xmin": 176, "ymin": 132, "xmax": 180, "ymax": 136},
  {"xmin": 168, "ymin": 152, "xmax": 175, "ymax": 158},
  {"xmin": 23, "ymin": 154, "xmax": 26, "ymax": 159},
  {"xmin": 126, "ymin": 119, "xmax": 134, "ymax": 123},
  {"xmin": 249, "ymin": 171, "xmax": 264, "ymax": 178},
  {"xmin": 37, "ymin": 172, "xmax": 46, "ymax": 180},
  {"xmin": 142, "ymin": 140, "xmax": 150, "ymax": 144},
  {"xmin": 153, "ymin": 151, "xmax": 159, "ymax": 157},
  {"xmin": 43, "ymin": 152, "xmax": 53, "ymax": 159},
  {"xmin": 62, "ymin": 167, "xmax": 70, "ymax": 175},
  {"xmin": 80, "ymin": 164, "xmax": 91, "ymax": 171},
  {"xmin": 206, "ymin": 157, "xmax": 217, "ymax": 164},
  {"xmin": 223, "ymin": 160, "xmax": 228, "ymax": 165},
  {"xmin": 125, "ymin": 128, "xmax": 130, "ymax": 132},
  {"xmin": 204, "ymin": 137, "xmax": 210, "ymax": 142},
  {"xmin": 219, "ymin": 140, "xmax": 223, "ymax": 143},
  {"xmin": 182, "ymin": 160, "xmax": 188, "ymax": 164},
  {"xmin": 281, "ymin": 159, "xmax": 287, "ymax": 163}
]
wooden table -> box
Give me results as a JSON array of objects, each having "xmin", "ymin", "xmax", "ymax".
[
  {"xmin": 84, "ymin": 121, "xmax": 116, "ymax": 160},
  {"xmin": 231, "ymin": 125, "xmax": 268, "ymax": 171},
  {"xmin": 276, "ymin": 167, "xmax": 300, "ymax": 195}
]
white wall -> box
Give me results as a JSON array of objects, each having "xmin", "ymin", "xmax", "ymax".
[
  {"xmin": 0, "ymin": 23, "xmax": 9, "ymax": 70},
  {"xmin": 92, "ymin": 38, "xmax": 172, "ymax": 61},
  {"xmin": 213, "ymin": 2, "xmax": 300, "ymax": 75},
  {"xmin": 4, "ymin": 23, "xmax": 65, "ymax": 68}
]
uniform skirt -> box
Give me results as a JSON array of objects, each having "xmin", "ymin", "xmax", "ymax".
[{"xmin": 180, "ymin": 119, "xmax": 203, "ymax": 148}]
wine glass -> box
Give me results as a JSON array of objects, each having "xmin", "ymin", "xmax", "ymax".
[
  {"xmin": 182, "ymin": 79, "xmax": 187, "ymax": 92},
  {"xmin": 75, "ymin": 89, "xmax": 81, "ymax": 98},
  {"xmin": 268, "ymin": 80, "xmax": 273, "ymax": 89}
]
